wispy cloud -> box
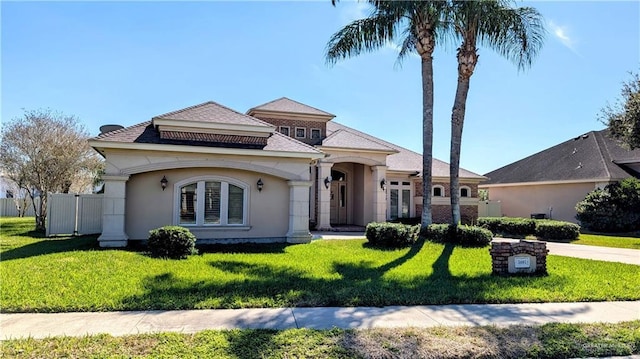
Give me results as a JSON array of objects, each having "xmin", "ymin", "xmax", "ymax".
[
  {"xmin": 547, "ymin": 19, "xmax": 580, "ymax": 56},
  {"xmin": 338, "ymin": 1, "xmax": 371, "ymax": 24}
]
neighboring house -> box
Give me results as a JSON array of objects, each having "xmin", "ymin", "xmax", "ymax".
[
  {"xmin": 89, "ymin": 98, "xmax": 485, "ymax": 247},
  {"xmin": 480, "ymin": 129, "xmax": 640, "ymax": 223}
]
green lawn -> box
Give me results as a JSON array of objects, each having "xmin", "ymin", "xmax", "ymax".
[
  {"xmin": 2, "ymin": 322, "xmax": 639, "ymax": 359},
  {"xmin": 572, "ymin": 233, "xmax": 640, "ymax": 249},
  {"xmin": 1, "ymin": 217, "xmax": 639, "ymax": 313}
]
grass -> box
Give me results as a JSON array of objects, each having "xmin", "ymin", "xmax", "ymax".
[
  {"xmin": 571, "ymin": 233, "xmax": 640, "ymax": 249},
  {"xmin": 1, "ymin": 321, "xmax": 638, "ymax": 358},
  {"xmin": 1, "ymin": 217, "xmax": 639, "ymax": 312}
]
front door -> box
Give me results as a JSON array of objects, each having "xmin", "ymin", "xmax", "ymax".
[
  {"xmin": 388, "ymin": 181, "xmax": 411, "ymax": 220},
  {"xmin": 330, "ymin": 181, "xmax": 347, "ymax": 225}
]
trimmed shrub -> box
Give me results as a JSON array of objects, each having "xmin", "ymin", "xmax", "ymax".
[
  {"xmin": 576, "ymin": 178, "xmax": 640, "ymax": 232},
  {"xmin": 421, "ymin": 224, "xmax": 493, "ymax": 247},
  {"xmin": 147, "ymin": 226, "xmax": 198, "ymax": 259},
  {"xmin": 365, "ymin": 222, "xmax": 420, "ymax": 247},
  {"xmin": 535, "ymin": 220, "xmax": 580, "ymax": 240},
  {"xmin": 478, "ymin": 217, "xmax": 535, "ymax": 237}
]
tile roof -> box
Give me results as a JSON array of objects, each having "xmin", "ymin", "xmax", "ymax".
[
  {"xmin": 325, "ymin": 122, "xmax": 485, "ymax": 179},
  {"xmin": 160, "ymin": 131, "xmax": 268, "ymax": 146},
  {"xmin": 154, "ymin": 101, "xmax": 274, "ymax": 128},
  {"xmin": 92, "ymin": 121, "xmax": 321, "ymax": 154},
  {"xmin": 248, "ymin": 97, "xmax": 335, "ymax": 117},
  {"xmin": 321, "ymin": 129, "xmax": 397, "ymax": 152},
  {"xmin": 483, "ymin": 129, "xmax": 640, "ymax": 184}
]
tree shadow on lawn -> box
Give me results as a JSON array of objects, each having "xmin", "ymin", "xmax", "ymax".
[
  {"xmin": 121, "ymin": 240, "xmax": 571, "ymax": 313},
  {"xmin": 0, "ymin": 235, "xmax": 100, "ymax": 261}
]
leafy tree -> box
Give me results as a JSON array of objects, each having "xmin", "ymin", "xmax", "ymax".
[
  {"xmin": 600, "ymin": 71, "xmax": 640, "ymax": 150},
  {"xmin": 447, "ymin": 0, "xmax": 545, "ymax": 224},
  {"xmin": 575, "ymin": 178, "xmax": 640, "ymax": 232},
  {"xmin": 0, "ymin": 109, "xmax": 104, "ymax": 231},
  {"xmin": 326, "ymin": 1, "xmax": 449, "ymax": 226}
]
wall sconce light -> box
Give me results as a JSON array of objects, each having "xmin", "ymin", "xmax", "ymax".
[
  {"xmin": 324, "ymin": 176, "xmax": 332, "ymax": 189},
  {"xmin": 160, "ymin": 176, "xmax": 168, "ymax": 191},
  {"xmin": 380, "ymin": 178, "xmax": 387, "ymax": 191},
  {"xmin": 257, "ymin": 178, "xmax": 264, "ymax": 192}
]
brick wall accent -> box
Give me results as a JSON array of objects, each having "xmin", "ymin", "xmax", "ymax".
[
  {"xmin": 489, "ymin": 240, "xmax": 548, "ymax": 275},
  {"xmin": 415, "ymin": 205, "xmax": 477, "ymax": 224},
  {"xmin": 414, "ymin": 181, "xmax": 478, "ymax": 198},
  {"xmin": 252, "ymin": 116, "xmax": 325, "ymax": 145}
]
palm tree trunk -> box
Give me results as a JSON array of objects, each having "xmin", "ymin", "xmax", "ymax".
[
  {"xmin": 449, "ymin": 75, "xmax": 470, "ymax": 225},
  {"xmin": 421, "ymin": 56, "xmax": 434, "ymax": 227}
]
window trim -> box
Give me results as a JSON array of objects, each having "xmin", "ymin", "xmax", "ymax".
[
  {"xmin": 295, "ymin": 127, "xmax": 306, "ymax": 139},
  {"xmin": 432, "ymin": 185, "xmax": 445, "ymax": 197},
  {"xmin": 460, "ymin": 186, "xmax": 471, "ymax": 198},
  {"xmin": 173, "ymin": 176, "xmax": 249, "ymax": 227},
  {"xmin": 310, "ymin": 128, "xmax": 321, "ymax": 139},
  {"xmin": 279, "ymin": 126, "xmax": 290, "ymax": 136}
]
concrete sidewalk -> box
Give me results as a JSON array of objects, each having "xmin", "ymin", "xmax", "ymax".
[{"xmin": 2, "ymin": 301, "xmax": 638, "ymax": 340}]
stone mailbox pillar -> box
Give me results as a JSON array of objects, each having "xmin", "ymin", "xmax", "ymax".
[{"xmin": 489, "ymin": 239, "xmax": 549, "ymax": 275}]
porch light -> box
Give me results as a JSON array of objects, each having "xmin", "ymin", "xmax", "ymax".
[
  {"xmin": 160, "ymin": 176, "xmax": 168, "ymax": 191},
  {"xmin": 324, "ymin": 176, "xmax": 332, "ymax": 189},
  {"xmin": 380, "ymin": 178, "xmax": 387, "ymax": 191},
  {"xmin": 257, "ymin": 178, "xmax": 264, "ymax": 192}
]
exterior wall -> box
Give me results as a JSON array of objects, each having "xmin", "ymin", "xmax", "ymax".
[
  {"xmin": 125, "ymin": 168, "xmax": 290, "ymax": 240},
  {"xmin": 481, "ymin": 182, "xmax": 597, "ymax": 223},
  {"xmin": 252, "ymin": 117, "xmax": 326, "ymax": 145},
  {"xmin": 414, "ymin": 180, "xmax": 480, "ymax": 224}
]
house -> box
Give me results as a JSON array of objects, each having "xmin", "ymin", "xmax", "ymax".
[
  {"xmin": 480, "ymin": 129, "xmax": 640, "ymax": 223},
  {"xmin": 89, "ymin": 98, "xmax": 485, "ymax": 247}
]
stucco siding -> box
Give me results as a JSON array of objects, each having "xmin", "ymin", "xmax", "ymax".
[
  {"xmin": 485, "ymin": 182, "xmax": 596, "ymax": 223},
  {"xmin": 125, "ymin": 168, "xmax": 290, "ymax": 240}
]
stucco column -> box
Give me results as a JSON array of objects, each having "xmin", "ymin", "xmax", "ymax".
[
  {"xmin": 286, "ymin": 180, "xmax": 313, "ymax": 244},
  {"xmin": 98, "ymin": 175, "xmax": 130, "ymax": 248},
  {"xmin": 316, "ymin": 161, "xmax": 333, "ymax": 231},
  {"xmin": 371, "ymin": 165, "xmax": 387, "ymax": 223}
]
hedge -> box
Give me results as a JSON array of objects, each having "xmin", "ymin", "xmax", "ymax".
[
  {"xmin": 365, "ymin": 222, "xmax": 420, "ymax": 247},
  {"xmin": 478, "ymin": 217, "xmax": 580, "ymax": 240},
  {"xmin": 421, "ymin": 224, "xmax": 493, "ymax": 247}
]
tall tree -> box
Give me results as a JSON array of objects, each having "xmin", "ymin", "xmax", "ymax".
[
  {"xmin": 0, "ymin": 109, "xmax": 104, "ymax": 231},
  {"xmin": 448, "ymin": 0, "xmax": 544, "ymax": 224},
  {"xmin": 600, "ymin": 71, "xmax": 640, "ymax": 150},
  {"xmin": 326, "ymin": 1, "xmax": 448, "ymax": 226}
]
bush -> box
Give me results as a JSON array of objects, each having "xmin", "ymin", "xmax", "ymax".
[
  {"xmin": 478, "ymin": 217, "xmax": 535, "ymax": 237},
  {"xmin": 576, "ymin": 178, "xmax": 640, "ymax": 232},
  {"xmin": 365, "ymin": 222, "xmax": 420, "ymax": 247},
  {"xmin": 147, "ymin": 226, "xmax": 198, "ymax": 259},
  {"xmin": 421, "ymin": 224, "xmax": 493, "ymax": 247},
  {"xmin": 535, "ymin": 220, "xmax": 580, "ymax": 240}
]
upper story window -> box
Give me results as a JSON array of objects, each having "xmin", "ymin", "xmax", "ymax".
[
  {"xmin": 460, "ymin": 186, "xmax": 471, "ymax": 198},
  {"xmin": 311, "ymin": 128, "xmax": 321, "ymax": 139},
  {"xmin": 295, "ymin": 127, "xmax": 306, "ymax": 139},
  {"xmin": 433, "ymin": 185, "xmax": 445, "ymax": 197},
  {"xmin": 279, "ymin": 126, "xmax": 290, "ymax": 136},
  {"xmin": 177, "ymin": 177, "xmax": 247, "ymax": 226}
]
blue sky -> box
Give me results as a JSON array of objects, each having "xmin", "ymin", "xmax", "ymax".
[{"xmin": 2, "ymin": 1, "xmax": 638, "ymax": 175}]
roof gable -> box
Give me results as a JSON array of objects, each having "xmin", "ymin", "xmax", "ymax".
[
  {"xmin": 484, "ymin": 129, "xmax": 640, "ymax": 184},
  {"xmin": 321, "ymin": 129, "xmax": 397, "ymax": 153},
  {"xmin": 247, "ymin": 97, "xmax": 335, "ymax": 119},
  {"xmin": 154, "ymin": 101, "xmax": 273, "ymax": 127}
]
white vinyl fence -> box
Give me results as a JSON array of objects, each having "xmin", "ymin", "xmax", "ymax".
[
  {"xmin": 0, "ymin": 197, "xmax": 39, "ymax": 217},
  {"xmin": 46, "ymin": 194, "xmax": 103, "ymax": 236},
  {"xmin": 478, "ymin": 200, "xmax": 502, "ymax": 218}
]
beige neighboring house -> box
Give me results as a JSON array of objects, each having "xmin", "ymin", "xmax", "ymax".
[
  {"xmin": 89, "ymin": 98, "xmax": 485, "ymax": 247},
  {"xmin": 480, "ymin": 129, "xmax": 640, "ymax": 223}
]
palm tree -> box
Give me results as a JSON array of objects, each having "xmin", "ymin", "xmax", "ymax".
[
  {"xmin": 447, "ymin": 0, "xmax": 545, "ymax": 224},
  {"xmin": 326, "ymin": 1, "xmax": 448, "ymax": 227}
]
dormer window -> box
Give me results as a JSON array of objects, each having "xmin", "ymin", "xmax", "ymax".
[
  {"xmin": 311, "ymin": 128, "xmax": 321, "ymax": 139},
  {"xmin": 279, "ymin": 126, "xmax": 290, "ymax": 136},
  {"xmin": 295, "ymin": 127, "xmax": 306, "ymax": 139}
]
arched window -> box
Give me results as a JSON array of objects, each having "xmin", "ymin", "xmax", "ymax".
[
  {"xmin": 460, "ymin": 186, "xmax": 471, "ymax": 198},
  {"xmin": 176, "ymin": 177, "xmax": 248, "ymax": 226},
  {"xmin": 432, "ymin": 185, "xmax": 445, "ymax": 197}
]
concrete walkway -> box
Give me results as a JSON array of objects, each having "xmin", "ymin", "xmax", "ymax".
[{"xmin": 1, "ymin": 301, "xmax": 638, "ymax": 340}]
